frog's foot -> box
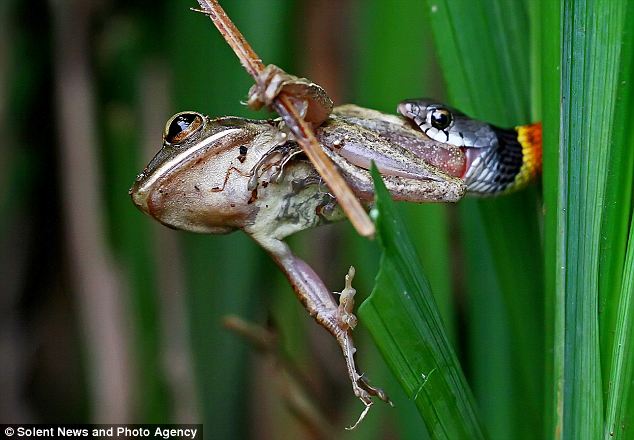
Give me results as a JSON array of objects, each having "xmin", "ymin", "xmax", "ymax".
[
  {"xmin": 334, "ymin": 267, "xmax": 393, "ymax": 429},
  {"xmin": 337, "ymin": 325, "xmax": 392, "ymax": 430},
  {"xmin": 247, "ymin": 64, "xmax": 334, "ymax": 127}
]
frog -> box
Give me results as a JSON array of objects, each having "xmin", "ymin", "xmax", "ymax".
[{"xmin": 130, "ymin": 65, "xmax": 542, "ymax": 427}]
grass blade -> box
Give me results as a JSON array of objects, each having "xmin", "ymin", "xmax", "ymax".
[
  {"xmin": 598, "ymin": 0, "xmax": 634, "ymax": 397},
  {"xmin": 605, "ymin": 213, "xmax": 634, "ymax": 438},
  {"xmin": 602, "ymin": 2, "xmax": 634, "ymax": 437},
  {"xmin": 552, "ymin": 1, "xmax": 628, "ymax": 437},
  {"xmin": 458, "ymin": 199, "xmax": 515, "ymax": 439},
  {"xmin": 540, "ymin": 0, "xmax": 562, "ymax": 436},
  {"xmin": 358, "ymin": 167, "xmax": 485, "ymax": 439}
]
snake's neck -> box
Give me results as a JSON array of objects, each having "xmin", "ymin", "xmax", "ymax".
[
  {"xmin": 512, "ymin": 122, "xmax": 542, "ymax": 192},
  {"xmin": 463, "ymin": 122, "xmax": 542, "ymax": 196}
]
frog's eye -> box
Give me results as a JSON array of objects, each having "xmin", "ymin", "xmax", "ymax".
[
  {"xmin": 164, "ymin": 112, "xmax": 204, "ymax": 144},
  {"xmin": 429, "ymin": 107, "xmax": 453, "ymax": 130}
]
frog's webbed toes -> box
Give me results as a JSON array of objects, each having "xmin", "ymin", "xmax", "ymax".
[{"xmin": 247, "ymin": 64, "xmax": 333, "ymax": 127}]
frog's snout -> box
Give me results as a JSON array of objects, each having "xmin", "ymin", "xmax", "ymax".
[{"xmin": 129, "ymin": 178, "xmax": 150, "ymax": 214}]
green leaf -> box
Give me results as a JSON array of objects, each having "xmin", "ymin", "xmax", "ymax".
[
  {"xmin": 359, "ymin": 166, "xmax": 485, "ymax": 440},
  {"xmin": 602, "ymin": 2, "xmax": 634, "ymax": 437},
  {"xmin": 605, "ymin": 212, "xmax": 634, "ymax": 438},
  {"xmin": 544, "ymin": 1, "xmax": 630, "ymax": 438},
  {"xmin": 540, "ymin": 0, "xmax": 562, "ymax": 436},
  {"xmin": 458, "ymin": 199, "xmax": 515, "ymax": 439},
  {"xmin": 598, "ymin": 0, "xmax": 634, "ymax": 398}
]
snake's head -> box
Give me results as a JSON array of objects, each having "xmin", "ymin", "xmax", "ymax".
[{"xmin": 398, "ymin": 99, "xmax": 496, "ymax": 148}]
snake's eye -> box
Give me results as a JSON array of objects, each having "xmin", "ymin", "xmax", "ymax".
[
  {"xmin": 429, "ymin": 107, "xmax": 453, "ymax": 130},
  {"xmin": 164, "ymin": 112, "xmax": 204, "ymax": 144}
]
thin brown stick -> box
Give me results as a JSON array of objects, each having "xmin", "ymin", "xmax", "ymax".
[{"xmin": 194, "ymin": 0, "xmax": 375, "ymax": 238}]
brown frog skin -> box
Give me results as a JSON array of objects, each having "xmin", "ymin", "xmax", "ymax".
[{"xmin": 130, "ymin": 66, "xmax": 472, "ymax": 427}]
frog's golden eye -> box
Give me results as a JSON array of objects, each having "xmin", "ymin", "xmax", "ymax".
[
  {"xmin": 429, "ymin": 107, "xmax": 453, "ymax": 130},
  {"xmin": 164, "ymin": 112, "xmax": 204, "ymax": 144}
]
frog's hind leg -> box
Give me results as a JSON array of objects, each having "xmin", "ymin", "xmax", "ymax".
[{"xmin": 249, "ymin": 233, "xmax": 392, "ymax": 427}]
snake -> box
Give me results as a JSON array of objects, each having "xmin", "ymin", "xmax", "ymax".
[{"xmin": 398, "ymin": 99, "xmax": 542, "ymax": 196}]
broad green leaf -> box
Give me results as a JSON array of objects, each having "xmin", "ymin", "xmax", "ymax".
[
  {"xmin": 546, "ymin": 1, "xmax": 629, "ymax": 438},
  {"xmin": 458, "ymin": 199, "xmax": 515, "ymax": 440},
  {"xmin": 359, "ymin": 167, "xmax": 485, "ymax": 440}
]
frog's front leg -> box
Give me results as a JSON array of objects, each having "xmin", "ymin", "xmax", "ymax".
[
  {"xmin": 247, "ymin": 64, "xmax": 334, "ymax": 128},
  {"xmin": 249, "ymin": 232, "xmax": 391, "ymax": 426},
  {"xmin": 247, "ymin": 141, "xmax": 303, "ymax": 191}
]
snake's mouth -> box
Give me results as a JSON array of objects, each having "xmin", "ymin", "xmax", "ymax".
[{"xmin": 460, "ymin": 147, "xmax": 483, "ymax": 180}]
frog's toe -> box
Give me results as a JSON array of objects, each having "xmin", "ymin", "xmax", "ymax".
[
  {"xmin": 247, "ymin": 64, "xmax": 297, "ymax": 110},
  {"xmin": 247, "ymin": 64, "xmax": 333, "ymax": 126},
  {"xmin": 336, "ymin": 266, "xmax": 358, "ymax": 330},
  {"xmin": 357, "ymin": 375, "xmax": 392, "ymax": 405},
  {"xmin": 346, "ymin": 376, "xmax": 392, "ymax": 430}
]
